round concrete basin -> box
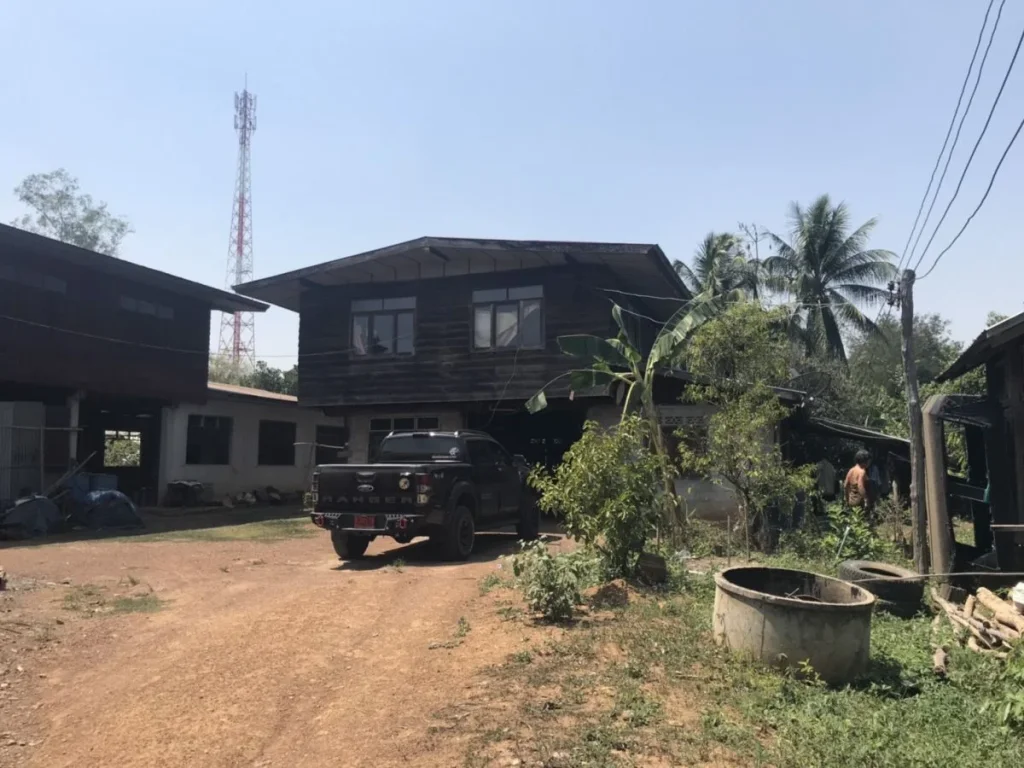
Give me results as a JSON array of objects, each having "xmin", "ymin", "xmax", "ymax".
[{"xmin": 713, "ymin": 566, "xmax": 875, "ymax": 685}]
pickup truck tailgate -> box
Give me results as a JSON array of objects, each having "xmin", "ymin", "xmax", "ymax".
[{"xmin": 314, "ymin": 463, "xmax": 419, "ymax": 515}]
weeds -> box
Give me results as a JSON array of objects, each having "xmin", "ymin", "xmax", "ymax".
[
  {"xmin": 429, "ymin": 616, "xmax": 471, "ymax": 650},
  {"xmin": 478, "ymin": 572, "xmax": 505, "ymax": 595},
  {"xmin": 454, "ymin": 554, "xmax": 1024, "ymax": 767},
  {"xmin": 511, "ymin": 540, "xmax": 599, "ymax": 621}
]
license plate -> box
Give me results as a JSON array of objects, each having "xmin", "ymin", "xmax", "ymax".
[{"xmin": 353, "ymin": 515, "xmax": 376, "ymax": 529}]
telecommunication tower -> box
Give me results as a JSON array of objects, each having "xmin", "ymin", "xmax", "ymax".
[{"xmin": 217, "ymin": 82, "xmax": 257, "ymax": 370}]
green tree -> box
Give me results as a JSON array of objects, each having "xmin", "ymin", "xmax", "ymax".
[
  {"xmin": 208, "ymin": 357, "xmax": 298, "ymax": 396},
  {"xmin": 765, "ymin": 195, "xmax": 897, "ymax": 361},
  {"xmin": 677, "ymin": 303, "xmax": 814, "ymax": 554},
  {"xmin": 240, "ymin": 361, "xmax": 298, "ymax": 395},
  {"xmin": 12, "ymin": 169, "xmax": 131, "ymax": 256},
  {"xmin": 529, "ymin": 416, "xmax": 672, "ymax": 576},
  {"xmin": 673, "ymin": 232, "xmax": 758, "ymax": 306}
]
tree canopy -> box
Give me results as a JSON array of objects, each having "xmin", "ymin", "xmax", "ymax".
[{"xmin": 12, "ymin": 169, "xmax": 132, "ymax": 256}]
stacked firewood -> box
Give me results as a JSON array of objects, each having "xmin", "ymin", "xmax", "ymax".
[{"xmin": 932, "ymin": 587, "xmax": 1024, "ymax": 663}]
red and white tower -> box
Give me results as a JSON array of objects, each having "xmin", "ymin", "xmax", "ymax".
[{"xmin": 217, "ymin": 82, "xmax": 257, "ymax": 371}]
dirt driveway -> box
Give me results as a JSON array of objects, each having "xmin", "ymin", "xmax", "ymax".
[{"xmin": 0, "ymin": 518, "xmax": 545, "ymax": 768}]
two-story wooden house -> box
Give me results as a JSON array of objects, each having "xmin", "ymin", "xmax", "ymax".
[
  {"xmin": 235, "ymin": 237, "xmax": 693, "ymax": 467},
  {"xmin": 0, "ymin": 224, "xmax": 268, "ymax": 503}
]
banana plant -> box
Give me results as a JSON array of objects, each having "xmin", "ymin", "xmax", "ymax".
[{"xmin": 525, "ymin": 297, "xmax": 716, "ymax": 456}]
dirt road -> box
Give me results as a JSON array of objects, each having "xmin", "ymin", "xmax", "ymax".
[{"xmin": 0, "ymin": 522, "xmax": 538, "ymax": 768}]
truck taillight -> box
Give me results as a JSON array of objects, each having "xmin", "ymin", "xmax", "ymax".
[
  {"xmin": 415, "ymin": 472, "xmax": 432, "ymax": 505},
  {"xmin": 311, "ymin": 471, "xmax": 320, "ymax": 492}
]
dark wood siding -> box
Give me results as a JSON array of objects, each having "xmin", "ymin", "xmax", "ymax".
[
  {"xmin": 298, "ymin": 265, "xmax": 635, "ymax": 407},
  {"xmin": 0, "ymin": 243, "xmax": 211, "ymax": 402}
]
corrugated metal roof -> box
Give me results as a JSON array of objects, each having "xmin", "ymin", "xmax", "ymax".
[
  {"xmin": 0, "ymin": 224, "xmax": 267, "ymax": 314},
  {"xmin": 937, "ymin": 310, "xmax": 1024, "ymax": 382},
  {"xmin": 207, "ymin": 381, "xmax": 297, "ymax": 403},
  {"xmin": 233, "ymin": 236, "xmax": 689, "ymax": 312}
]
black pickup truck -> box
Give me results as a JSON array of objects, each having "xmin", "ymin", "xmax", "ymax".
[{"xmin": 308, "ymin": 430, "xmax": 539, "ymax": 560}]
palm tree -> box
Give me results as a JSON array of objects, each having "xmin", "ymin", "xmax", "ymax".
[
  {"xmin": 673, "ymin": 232, "xmax": 758, "ymax": 305},
  {"xmin": 764, "ymin": 195, "xmax": 896, "ymax": 361}
]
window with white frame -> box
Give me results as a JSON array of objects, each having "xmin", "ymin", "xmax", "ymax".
[
  {"xmin": 472, "ymin": 286, "xmax": 543, "ymax": 350},
  {"xmin": 351, "ymin": 297, "xmax": 415, "ymax": 356}
]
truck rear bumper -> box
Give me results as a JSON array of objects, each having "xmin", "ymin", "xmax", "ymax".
[{"xmin": 310, "ymin": 511, "xmax": 432, "ymax": 537}]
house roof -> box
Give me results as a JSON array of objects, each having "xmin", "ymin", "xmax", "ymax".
[
  {"xmin": 0, "ymin": 224, "xmax": 267, "ymax": 314},
  {"xmin": 207, "ymin": 381, "xmax": 297, "ymax": 403},
  {"xmin": 937, "ymin": 310, "xmax": 1024, "ymax": 382},
  {"xmin": 234, "ymin": 236, "xmax": 688, "ymax": 312}
]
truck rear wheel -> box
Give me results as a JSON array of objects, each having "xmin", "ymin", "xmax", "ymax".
[
  {"xmin": 332, "ymin": 531, "xmax": 370, "ymax": 560},
  {"xmin": 438, "ymin": 505, "xmax": 475, "ymax": 561}
]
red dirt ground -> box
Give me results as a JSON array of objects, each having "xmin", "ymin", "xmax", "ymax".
[{"xmin": 0, "ymin": 523, "xmax": 540, "ymax": 768}]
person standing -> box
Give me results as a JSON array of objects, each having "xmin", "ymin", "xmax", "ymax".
[{"xmin": 844, "ymin": 449, "xmax": 875, "ymax": 513}]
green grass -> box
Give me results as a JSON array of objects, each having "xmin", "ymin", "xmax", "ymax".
[
  {"xmin": 110, "ymin": 594, "xmax": 165, "ymax": 614},
  {"xmin": 132, "ymin": 517, "xmax": 314, "ymax": 543},
  {"xmin": 454, "ymin": 552, "xmax": 1024, "ymax": 767},
  {"xmin": 63, "ymin": 584, "xmax": 166, "ymax": 616}
]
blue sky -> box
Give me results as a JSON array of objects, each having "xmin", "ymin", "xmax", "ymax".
[{"xmin": 2, "ymin": 1, "xmax": 1022, "ymax": 366}]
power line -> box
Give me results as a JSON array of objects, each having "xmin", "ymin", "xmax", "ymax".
[
  {"xmin": 897, "ymin": 0, "xmax": 997, "ymax": 275},
  {"xmin": 906, "ymin": 0, "xmax": 1004, "ymax": 270},
  {"xmin": 913, "ymin": 19, "xmax": 1024, "ymax": 272},
  {"xmin": 918, "ymin": 110, "xmax": 1024, "ymax": 280}
]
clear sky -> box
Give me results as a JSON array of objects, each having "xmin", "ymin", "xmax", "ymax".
[{"xmin": 2, "ymin": 1, "xmax": 1022, "ymax": 367}]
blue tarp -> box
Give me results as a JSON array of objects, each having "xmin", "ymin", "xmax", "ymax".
[{"xmin": 0, "ymin": 495, "xmax": 61, "ymax": 539}]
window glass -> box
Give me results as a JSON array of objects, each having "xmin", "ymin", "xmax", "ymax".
[
  {"xmin": 472, "ymin": 288, "xmax": 507, "ymax": 303},
  {"xmin": 393, "ymin": 417, "xmax": 415, "ymax": 431},
  {"xmin": 352, "ymin": 314, "xmax": 370, "ymax": 356},
  {"xmin": 371, "ymin": 313, "xmax": 394, "ymax": 354},
  {"xmin": 508, "ymin": 285, "xmax": 543, "ymax": 300},
  {"xmin": 351, "ymin": 298, "xmax": 383, "ymax": 312},
  {"xmin": 369, "ymin": 418, "xmax": 392, "ymax": 431},
  {"xmin": 469, "ymin": 440, "xmax": 496, "ymax": 466},
  {"xmin": 417, "ymin": 417, "xmax": 440, "ymax": 430},
  {"xmin": 257, "ymin": 420, "xmax": 297, "ymax": 466},
  {"xmin": 396, "ymin": 311, "xmax": 415, "ymax": 354},
  {"xmin": 383, "ymin": 297, "xmax": 416, "ymax": 310},
  {"xmin": 495, "ymin": 304, "xmax": 519, "ymax": 347},
  {"xmin": 185, "ymin": 414, "xmax": 232, "ymax": 465},
  {"xmin": 520, "ymin": 299, "xmax": 543, "ymax": 347},
  {"xmin": 473, "ymin": 306, "xmax": 492, "ymax": 349}
]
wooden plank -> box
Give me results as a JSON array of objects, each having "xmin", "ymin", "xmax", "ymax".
[
  {"xmin": 297, "ymin": 264, "xmax": 633, "ymax": 409},
  {"xmin": 985, "ymin": 357, "xmax": 1019, "ymax": 570}
]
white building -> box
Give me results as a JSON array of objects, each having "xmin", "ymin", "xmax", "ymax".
[{"xmin": 157, "ymin": 382, "xmax": 347, "ymax": 502}]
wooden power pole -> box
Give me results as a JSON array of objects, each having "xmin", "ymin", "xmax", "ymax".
[{"xmin": 899, "ymin": 269, "xmax": 928, "ymax": 573}]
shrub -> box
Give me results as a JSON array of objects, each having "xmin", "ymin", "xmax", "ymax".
[
  {"xmin": 782, "ymin": 502, "xmax": 898, "ymax": 563},
  {"xmin": 528, "ymin": 415, "xmax": 672, "ymax": 576},
  {"xmin": 511, "ymin": 541, "xmax": 597, "ymax": 621}
]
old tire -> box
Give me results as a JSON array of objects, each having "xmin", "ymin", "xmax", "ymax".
[
  {"xmin": 516, "ymin": 496, "xmax": 540, "ymax": 541},
  {"xmin": 837, "ymin": 560, "xmax": 923, "ymax": 610},
  {"xmin": 439, "ymin": 505, "xmax": 475, "ymax": 561},
  {"xmin": 332, "ymin": 531, "xmax": 370, "ymax": 560}
]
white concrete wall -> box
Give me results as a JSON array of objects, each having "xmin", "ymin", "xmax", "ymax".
[
  {"xmin": 345, "ymin": 409, "xmax": 464, "ymax": 463},
  {"xmin": 158, "ymin": 397, "xmax": 346, "ymax": 501},
  {"xmin": 585, "ymin": 402, "xmax": 743, "ymax": 523}
]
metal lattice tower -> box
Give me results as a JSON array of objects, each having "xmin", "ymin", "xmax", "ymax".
[{"xmin": 217, "ymin": 82, "xmax": 257, "ymax": 371}]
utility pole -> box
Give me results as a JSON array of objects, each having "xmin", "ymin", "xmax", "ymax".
[{"xmin": 899, "ymin": 269, "xmax": 928, "ymax": 573}]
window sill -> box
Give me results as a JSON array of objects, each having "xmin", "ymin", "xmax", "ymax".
[
  {"xmin": 349, "ymin": 353, "xmax": 416, "ymax": 361},
  {"xmin": 471, "ymin": 345, "xmax": 546, "ymax": 354}
]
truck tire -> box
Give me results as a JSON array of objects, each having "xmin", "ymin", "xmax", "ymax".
[
  {"xmin": 516, "ymin": 496, "xmax": 540, "ymax": 541},
  {"xmin": 439, "ymin": 505, "xmax": 475, "ymax": 561},
  {"xmin": 837, "ymin": 559, "xmax": 923, "ymax": 613},
  {"xmin": 332, "ymin": 531, "xmax": 370, "ymax": 560}
]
